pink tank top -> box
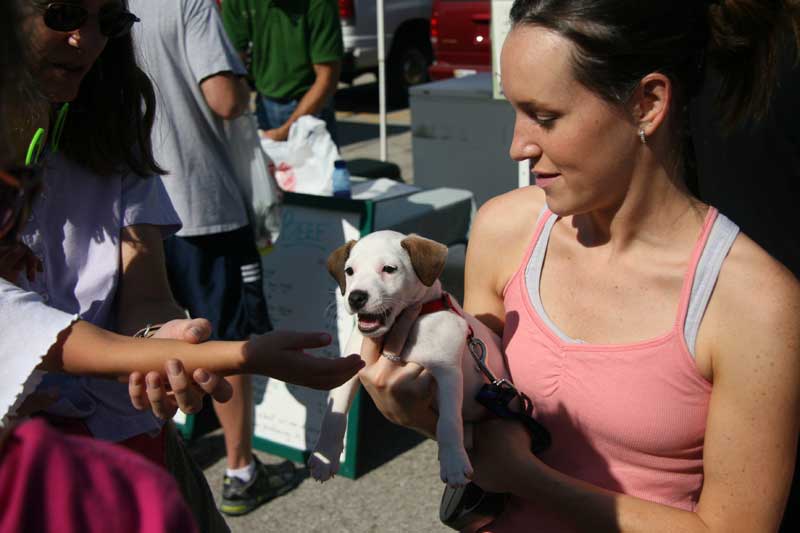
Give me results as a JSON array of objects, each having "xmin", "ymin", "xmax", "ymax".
[{"xmin": 483, "ymin": 208, "xmax": 727, "ymax": 533}]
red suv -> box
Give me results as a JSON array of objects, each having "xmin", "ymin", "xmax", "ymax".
[{"xmin": 428, "ymin": 0, "xmax": 492, "ymax": 80}]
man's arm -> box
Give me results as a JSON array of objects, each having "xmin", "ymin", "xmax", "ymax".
[
  {"xmin": 264, "ymin": 61, "xmax": 341, "ymax": 141},
  {"xmin": 200, "ymin": 72, "xmax": 251, "ymax": 120},
  {"xmin": 187, "ymin": 0, "xmax": 251, "ymax": 119}
]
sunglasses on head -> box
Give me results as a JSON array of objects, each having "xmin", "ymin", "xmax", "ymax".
[
  {"xmin": 41, "ymin": 2, "xmax": 140, "ymax": 38},
  {"xmin": 0, "ymin": 166, "xmax": 42, "ymax": 243}
]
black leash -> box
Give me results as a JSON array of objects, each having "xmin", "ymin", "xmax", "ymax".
[{"xmin": 467, "ymin": 336, "xmax": 551, "ymax": 454}]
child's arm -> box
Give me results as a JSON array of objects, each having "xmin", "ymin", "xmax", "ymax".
[{"xmin": 38, "ymin": 319, "xmax": 363, "ymax": 389}]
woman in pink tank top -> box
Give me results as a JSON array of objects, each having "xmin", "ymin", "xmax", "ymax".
[{"xmin": 360, "ymin": 1, "xmax": 800, "ymax": 532}]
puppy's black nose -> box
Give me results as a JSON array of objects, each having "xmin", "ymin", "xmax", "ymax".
[{"xmin": 348, "ymin": 290, "xmax": 369, "ymax": 310}]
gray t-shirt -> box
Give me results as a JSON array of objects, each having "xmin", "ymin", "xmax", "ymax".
[{"xmin": 131, "ymin": 0, "xmax": 250, "ymax": 236}]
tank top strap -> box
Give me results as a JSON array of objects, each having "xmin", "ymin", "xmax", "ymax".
[
  {"xmin": 682, "ymin": 212, "xmax": 740, "ymax": 357},
  {"xmin": 503, "ymin": 207, "xmax": 555, "ymax": 297},
  {"xmin": 674, "ymin": 207, "xmax": 719, "ymax": 331},
  {"xmin": 531, "ymin": 207, "xmax": 555, "ymax": 246}
]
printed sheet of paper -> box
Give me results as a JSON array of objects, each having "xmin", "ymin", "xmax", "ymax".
[{"xmin": 252, "ymin": 205, "xmax": 361, "ymax": 454}]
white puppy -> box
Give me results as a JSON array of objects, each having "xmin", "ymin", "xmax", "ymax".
[{"xmin": 308, "ymin": 230, "xmax": 511, "ymax": 487}]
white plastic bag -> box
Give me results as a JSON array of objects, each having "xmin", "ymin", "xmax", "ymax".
[
  {"xmin": 260, "ymin": 115, "xmax": 340, "ymax": 196},
  {"xmin": 225, "ymin": 113, "xmax": 282, "ymax": 249}
]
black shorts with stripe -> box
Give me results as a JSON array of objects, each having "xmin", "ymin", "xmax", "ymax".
[{"xmin": 164, "ymin": 225, "xmax": 272, "ymax": 341}]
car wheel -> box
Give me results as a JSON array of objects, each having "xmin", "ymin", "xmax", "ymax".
[{"xmin": 388, "ymin": 33, "xmax": 431, "ymax": 105}]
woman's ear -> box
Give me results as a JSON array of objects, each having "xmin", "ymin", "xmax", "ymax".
[{"xmin": 631, "ymin": 72, "xmax": 672, "ymax": 139}]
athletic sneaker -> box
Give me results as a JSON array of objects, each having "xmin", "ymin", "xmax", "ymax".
[{"xmin": 219, "ymin": 457, "xmax": 298, "ymax": 516}]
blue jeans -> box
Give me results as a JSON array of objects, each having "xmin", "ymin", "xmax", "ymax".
[{"xmin": 256, "ymin": 95, "xmax": 339, "ymax": 147}]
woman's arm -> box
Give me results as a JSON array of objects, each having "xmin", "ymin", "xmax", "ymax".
[
  {"xmin": 116, "ymin": 224, "xmax": 187, "ymax": 335},
  {"xmin": 468, "ymin": 236, "xmax": 800, "ymax": 532}
]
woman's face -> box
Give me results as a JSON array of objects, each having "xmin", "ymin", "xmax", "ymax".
[
  {"xmin": 25, "ymin": 0, "xmax": 121, "ymax": 103},
  {"xmin": 501, "ymin": 25, "xmax": 641, "ymax": 216}
]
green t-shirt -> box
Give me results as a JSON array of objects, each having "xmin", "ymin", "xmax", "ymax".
[{"xmin": 222, "ymin": 0, "xmax": 343, "ymax": 100}]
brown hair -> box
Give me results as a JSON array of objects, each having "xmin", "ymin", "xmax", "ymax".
[
  {"xmin": 509, "ymin": 0, "xmax": 800, "ymax": 128},
  {"xmin": 706, "ymin": 1, "xmax": 800, "ymax": 126},
  {"xmin": 1, "ymin": 2, "xmax": 28, "ymax": 153},
  {"xmin": 3, "ymin": 2, "xmax": 49, "ymax": 170},
  {"xmin": 0, "ymin": 2, "xmax": 23, "ymax": 100}
]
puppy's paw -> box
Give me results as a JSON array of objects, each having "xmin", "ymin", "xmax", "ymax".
[
  {"xmin": 308, "ymin": 450, "xmax": 340, "ymax": 482},
  {"xmin": 439, "ymin": 447, "xmax": 473, "ymax": 487}
]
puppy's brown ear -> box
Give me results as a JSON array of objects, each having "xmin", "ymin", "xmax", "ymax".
[
  {"xmin": 401, "ymin": 234, "xmax": 448, "ymax": 287},
  {"xmin": 327, "ymin": 240, "xmax": 357, "ymax": 295}
]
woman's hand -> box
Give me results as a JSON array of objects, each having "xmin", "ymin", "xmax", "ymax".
[
  {"xmin": 150, "ymin": 317, "xmax": 213, "ymax": 344},
  {"xmin": 358, "ymin": 305, "xmax": 440, "ymax": 436},
  {"xmin": 359, "ymin": 354, "xmax": 437, "ymax": 432},
  {"xmin": 0, "ymin": 242, "xmax": 41, "ymax": 283},
  {"xmin": 469, "ymin": 417, "xmax": 541, "ymax": 494},
  {"xmin": 243, "ymin": 330, "xmax": 365, "ymax": 390},
  {"xmin": 129, "ymin": 359, "xmax": 233, "ymax": 419},
  {"xmin": 128, "ymin": 318, "xmax": 233, "ymax": 419}
]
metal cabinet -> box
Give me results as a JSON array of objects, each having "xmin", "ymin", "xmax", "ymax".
[{"xmin": 410, "ymin": 73, "xmax": 518, "ymax": 208}]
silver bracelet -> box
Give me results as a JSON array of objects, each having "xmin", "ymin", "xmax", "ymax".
[{"xmin": 133, "ymin": 323, "xmax": 164, "ymax": 338}]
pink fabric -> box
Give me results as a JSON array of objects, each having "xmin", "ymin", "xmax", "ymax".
[
  {"xmin": 0, "ymin": 419, "xmax": 197, "ymax": 533},
  {"xmin": 483, "ymin": 209, "xmax": 717, "ymax": 532},
  {"xmin": 41, "ymin": 414, "xmax": 168, "ymax": 468}
]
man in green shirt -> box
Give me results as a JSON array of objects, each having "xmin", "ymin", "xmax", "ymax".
[{"xmin": 222, "ymin": 0, "xmax": 343, "ymax": 143}]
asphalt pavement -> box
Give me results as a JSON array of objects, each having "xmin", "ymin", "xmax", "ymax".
[{"xmin": 187, "ymin": 79, "xmax": 465, "ymax": 533}]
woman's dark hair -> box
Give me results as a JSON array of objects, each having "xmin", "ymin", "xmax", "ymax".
[
  {"xmin": 0, "ymin": 2, "xmax": 22, "ymax": 96},
  {"xmin": 1, "ymin": 3, "xmax": 19, "ymax": 123},
  {"xmin": 1, "ymin": 1, "xmax": 40, "ymax": 166},
  {"xmin": 0, "ymin": 2, "xmax": 16, "ymax": 165},
  {"xmin": 509, "ymin": 0, "xmax": 800, "ymax": 128},
  {"xmin": 36, "ymin": 0, "xmax": 164, "ymax": 177}
]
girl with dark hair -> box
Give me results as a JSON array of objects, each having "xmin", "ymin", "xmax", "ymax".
[
  {"xmin": 24, "ymin": 0, "xmax": 162, "ymax": 177},
  {"xmin": 1, "ymin": 2, "xmax": 364, "ymax": 529},
  {"xmin": 358, "ymin": 1, "xmax": 800, "ymax": 531},
  {"xmin": 1, "ymin": 3, "xmax": 199, "ymax": 533}
]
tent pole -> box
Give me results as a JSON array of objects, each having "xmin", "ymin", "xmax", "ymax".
[{"xmin": 377, "ymin": 0, "xmax": 388, "ymax": 161}]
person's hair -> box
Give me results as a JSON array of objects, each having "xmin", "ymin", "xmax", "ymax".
[
  {"xmin": 0, "ymin": 3, "xmax": 15, "ymax": 166},
  {"xmin": 0, "ymin": 2, "xmax": 22, "ymax": 96},
  {"xmin": 31, "ymin": 0, "xmax": 164, "ymax": 177},
  {"xmin": 1, "ymin": 1, "xmax": 41, "ymax": 167},
  {"xmin": 1, "ymin": 4, "xmax": 17, "ymax": 127},
  {"xmin": 509, "ymin": 0, "xmax": 800, "ymax": 128}
]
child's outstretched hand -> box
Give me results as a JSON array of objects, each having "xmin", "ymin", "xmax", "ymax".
[{"xmin": 243, "ymin": 331, "xmax": 364, "ymax": 390}]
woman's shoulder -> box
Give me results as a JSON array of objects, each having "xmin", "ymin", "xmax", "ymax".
[
  {"xmin": 466, "ymin": 186, "xmax": 548, "ymax": 302},
  {"xmin": 719, "ymin": 231, "xmax": 799, "ymax": 311},
  {"xmin": 472, "ymin": 186, "xmax": 548, "ymax": 243},
  {"xmin": 706, "ymin": 229, "xmax": 800, "ymax": 362}
]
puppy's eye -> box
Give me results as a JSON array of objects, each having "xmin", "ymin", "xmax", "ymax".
[
  {"xmin": 345, "ymin": 267, "xmax": 354, "ymax": 276},
  {"xmin": 382, "ymin": 265, "xmax": 397, "ymax": 274}
]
